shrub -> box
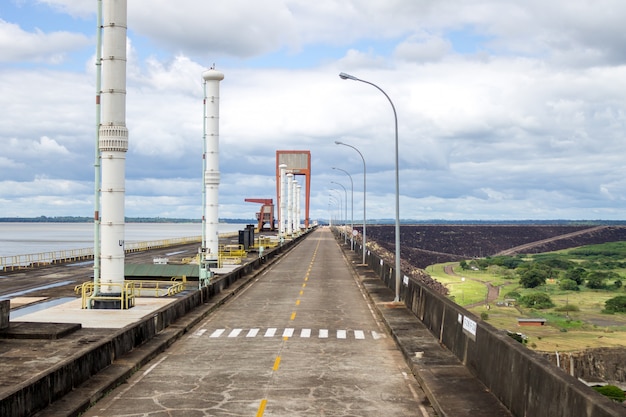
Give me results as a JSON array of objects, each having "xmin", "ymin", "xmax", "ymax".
[
  {"xmin": 555, "ymin": 304, "xmax": 580, "ymax": 312},
  {"xmin": 506, "ymin": 331, "xmax": 527, "ymax": 344},
  {"xmin": 504, "ymin": 291, "xmax": 521, "ymax": 300},
  {"xmin": 593, "ymin": 385, "xmax": 626, "ymax": 402},
  {"xmin": 480, "ymin": 312, "xmax": 489, "ymax": 320}
]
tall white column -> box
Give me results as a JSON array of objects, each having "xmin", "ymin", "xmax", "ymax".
[
  {"xmin": 202, "ymin": 68, "xmax": 224, "ymax": 267},
  {"xmin": 278, "ymin": 164, "xmax": 287, "ymax": 237},
  {"xmin": 296, "ymin": 183, "xmax": 302, "ymax": 232},
  {"xmin": 292, "ymin": 179, "xmax": 298, "ymax": 233},
  {"xmin": 98, "ymin": 0, "xmax": 128, "ymax": 300},
  {"xmin": 287, "ymin": 173, "xmax": 293, "ymax": 236}
]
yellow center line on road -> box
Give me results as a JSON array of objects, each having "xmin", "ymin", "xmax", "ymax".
[
  {"xmin": 256, "ymin": 399, "xmax": 267, "ymax": 417},
  {"xmin": 273, "ymin": 356, "xmax": 281, "ymax": 371},
  {"xmin": 257, "ymin": 233, "xmax": 323, "ymax": 417}
]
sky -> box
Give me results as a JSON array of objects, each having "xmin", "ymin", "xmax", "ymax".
[{"xmin": 2, "ymin": 0, "xmax": 626, "ymax": 222}]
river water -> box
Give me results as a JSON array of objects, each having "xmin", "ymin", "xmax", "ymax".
[{"xmin": 0, "ymin": 223, "xmax": 247, "ymax": 257}]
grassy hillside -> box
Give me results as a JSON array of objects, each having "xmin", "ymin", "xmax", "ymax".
[{"xmin": 430, "ymin": 241, "xmax": 626, "ymax": 352}]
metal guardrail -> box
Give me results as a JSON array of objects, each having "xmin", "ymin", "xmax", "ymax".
[
  {"xmin": 76, "ymin": 281, "xmax": 136, "ymax": 310},
  {"xmin": 0, "ymin": 236, "xmax": 202, "ymax": 271},
  {"xmin": 75, "ymin": 276, "xmax": 187, "ymax": 309}
]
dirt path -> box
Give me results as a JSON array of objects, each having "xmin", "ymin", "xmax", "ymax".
[
  {"xmin": 495, "ymin": 225, "xmax": 608, "ymax": 256},
  {"xmin": 443, "ymin": 264, "xmax": 500, "ymax": 307}
]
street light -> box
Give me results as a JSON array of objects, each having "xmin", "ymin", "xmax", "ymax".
[
  {"xmin": 339, "ymin": 71, "xmax": 401, "ymax": 302},
  {"xmin": 328, "ymin": 196, "xmax": 339, "ymax": 226},
  {"xmin": 335, "ymin": 140, "xmax": 367, "ymax": 266},
  {"xmin": 331, "ymin": 181, "xmax": 348, "ymax": 244},
  {"xmin": 332, "ymin": 167, "xmax": 354, "ymax": 250},
  {"xmin": 329, "ymin": 189, "xmax": 343, "ymax": 226}
]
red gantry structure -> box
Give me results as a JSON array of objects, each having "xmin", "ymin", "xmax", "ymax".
[{"xmin": 244, "ymin": 198, "xmax": 275, "ymax": 231}]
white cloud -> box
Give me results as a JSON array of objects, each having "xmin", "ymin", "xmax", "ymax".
[
  {"xmin": 394, "ymin": 34, "xmax": 452, "ymax": 63},
  {"xmin": 0, "ymin": 19, "xmax": 90, "ymax": 63},
  {"xmin": 3, "ymin": 0, "xmax": 626, "ymax": 220}
]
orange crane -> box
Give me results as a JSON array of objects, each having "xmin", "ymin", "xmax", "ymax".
[{"xmin": 244, "ymin": 198, "xmax": 275, "ymax": 231}]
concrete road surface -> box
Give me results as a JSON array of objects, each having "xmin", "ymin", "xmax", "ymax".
[{"xmin": 83, "ymin": 228, "xmax": 434, "ymax": 416}]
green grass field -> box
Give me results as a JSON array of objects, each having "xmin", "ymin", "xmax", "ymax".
[{"xmin": 428, "ymin": 257, "xmax": 626, "ymax": 352}]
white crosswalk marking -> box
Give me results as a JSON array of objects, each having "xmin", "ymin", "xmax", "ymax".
[
  {"xmin": 203, "ymin": 328, "xmax": 380, "ymax": 341},
  {"xmin": 228, "ymin": 329, "xmax": 242, "ymax": 337},
  {"xmin": 210, "ymin": 329, "xmax": 225, "ymax": 338},
  {"xmin": 192, "ymin": 329, "xmax": 207, "ymax": 337}
]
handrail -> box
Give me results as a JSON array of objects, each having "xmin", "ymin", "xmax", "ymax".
[
  {"xmin": 75, "ymin": 276, "xmax": 187, "ymax": 309},
  {"xmin": 0, "ymin": 236, "xmax": 202, "ymax": 271}
]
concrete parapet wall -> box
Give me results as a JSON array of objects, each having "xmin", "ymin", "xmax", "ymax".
[
  {"xmin": 0, "ymin": 300, "xmax": 8, "ymax": 329},
  {"xmin": 349, "ymin": 235, "xmax": 624, "ymax": 417},
  {"xmin": 0, "ymin": 231, "xmax": 308, "ymax": 417}
]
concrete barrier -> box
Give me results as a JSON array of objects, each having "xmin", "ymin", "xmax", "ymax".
[
  {"xmin": 349, "ymin": 235, "xmax": 625, "ymax": 417},
  {"xmin": 0, "ymin": 300, "xmax": 8, "ymax": 330},
  {"xmin": 0, "ymin": 231, "xmax": 309, "ymax": 417}
]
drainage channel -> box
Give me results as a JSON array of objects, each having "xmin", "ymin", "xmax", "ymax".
[
  {"xmin": 10, "ymin": 297, "xmax": 76, "ymax": 318},
  {"xmin": 0, "ymin": 280, "xmax": 76, "ymax": 300}
]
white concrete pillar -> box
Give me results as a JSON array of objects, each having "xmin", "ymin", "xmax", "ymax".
[
  {"xmin": 98, "ymin": 0, "xmax": 128, "ymax": 298},
  {"xmin": 202, "ymin": 68, "xmax": 224, "ymax": 264},
  {"xmin": 287, "ymin": 173, "xmax": 293, "ymax": 236},
  {"xmin": 279, "ymin": 164, "xmax": 287, "ymax": 237}
]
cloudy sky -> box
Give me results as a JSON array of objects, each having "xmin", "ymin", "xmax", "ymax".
[{"xmin": 2, "ymin": 0, "xmax": 626, "ymax": 222}]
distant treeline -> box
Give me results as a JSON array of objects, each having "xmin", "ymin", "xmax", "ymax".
[
  {"xmin": 2, "ymin": 216, "xmax": 625, "ymax": 225},
  {"xmin": 0, "ymin": 216, "xmax": 254, "ymax": 224}
]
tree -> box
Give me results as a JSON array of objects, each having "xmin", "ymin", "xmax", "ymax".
[
  {"xmin": 459, "ymin": 260, "xmax": 469, "ymax": 270},
  {"xmin": 564, "ymin": 267, "xmax": 586, "ymax": 285},
  {"xmin": 604, "ymin": 295, "xmax": 626, "ymax": 313},
  {"xmin": 519, "ymin": 267, "xmax": 548, "ymax": 288},
  {"xmin": 586, "ymin": 271, "xmax": 608, "ymax": 289},
  {"xmin": 559, "ymin": 279, "xmax": 579, "ymax": 291},
  {"xmin": 519, "ymin": 293, "xmax": 555, "ymax": 309}
]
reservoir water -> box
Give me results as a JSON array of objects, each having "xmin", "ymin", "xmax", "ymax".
[{"xmin": 0, "ymin": 222, "xmax": 248, "ymax": 258}]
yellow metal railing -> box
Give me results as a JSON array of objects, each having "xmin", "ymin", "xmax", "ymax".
[
  {"xmin": 75, "ymin": 276, "xmax": 187, "ymax": 309},
  {"xmin": 252, "ymin": 236, "xmax": 279, "ymax": 249},
  {"xmin": 76, "ymin": 281, "xmax": 136, "ymax": 310}
]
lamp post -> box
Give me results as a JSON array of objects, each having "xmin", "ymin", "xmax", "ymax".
[
  {"xmin": 339, "ymin": 72, "xmax": 401, "ymax": 302},
  {"xmin": 331, "ymin": 181, "xmax": 348, "ymax": 244},
  {"xmin": 332, "ymin": 167, "xmax": 354, "ymax": 250},
  {"xmin": 329, "ymin": 189, "xmax": 343, "ymax": 226},
  {"xmin": 335, "ymin": 140, "xmax": 367, "ymax": 266},
  {"xmin": 328, "ymin": 196, "xmax": 339, "ymax": 226}
]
